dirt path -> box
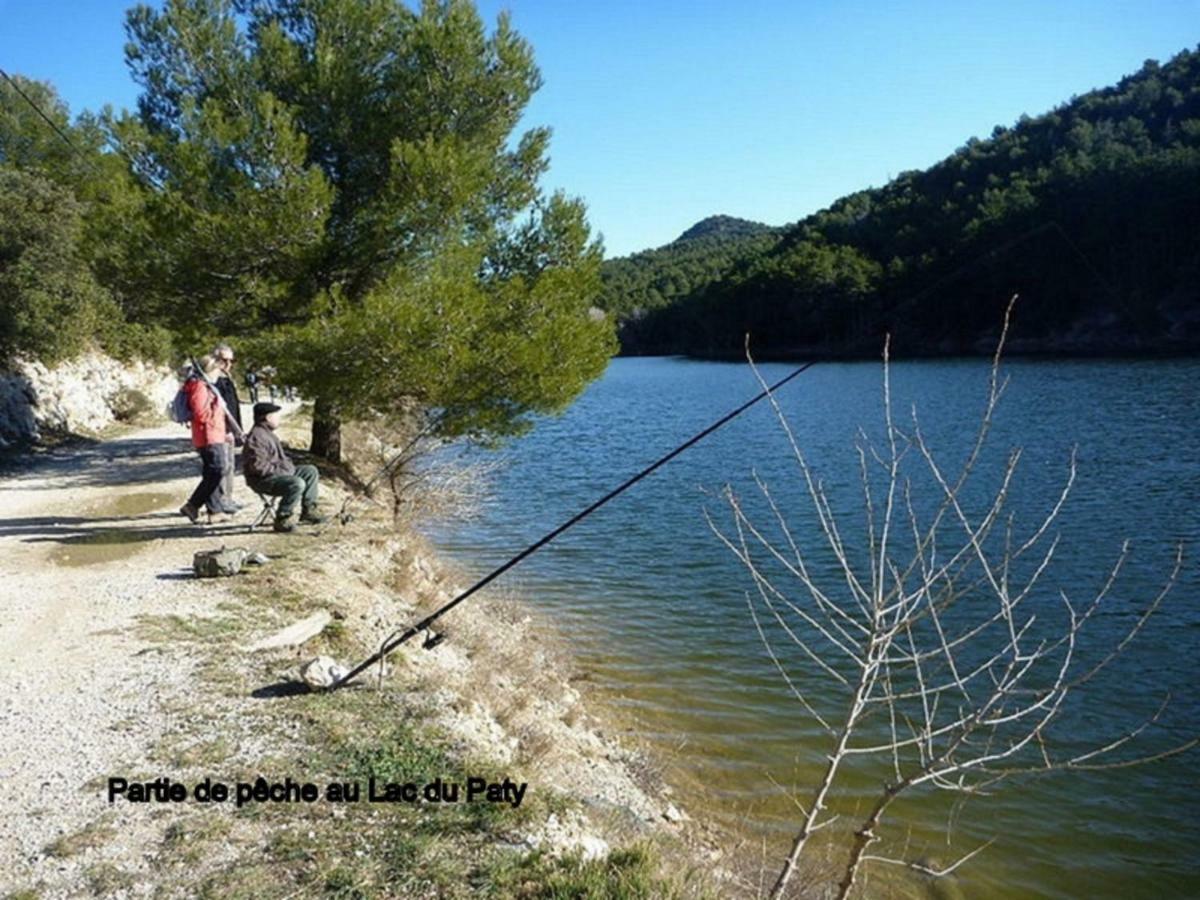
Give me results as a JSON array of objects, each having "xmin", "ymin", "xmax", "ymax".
[{"xmin": 0, "ymin": 418, "xmax": 276, "ymax": 896}]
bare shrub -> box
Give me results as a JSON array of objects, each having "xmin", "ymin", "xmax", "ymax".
[
  {"xmin": 341, "ymin": 409, "xmax": 501, "ymax": 525},
  {"xmin": 708, "ymin": 301, "xmax": 1193, "ymax": 899}
]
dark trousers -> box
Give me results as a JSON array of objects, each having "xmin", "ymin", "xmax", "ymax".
[
  {"xmin": 248, "ymin": 465, "xmax": 319, "ymax": 519},
  {"xmin": 188, "ymin": 444, "xmax": 225, "ymax": 510},
  {"xmin": 206, "ymin": 441, "xmax": 236, "ymax": 513}
]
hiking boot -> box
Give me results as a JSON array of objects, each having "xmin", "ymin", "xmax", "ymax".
[
  {"xmin": 179, "ymin": 503, "xmax": 200, "ymax": 524},
  {"xmin": 299, "ymin": 508, "xmax": 328, "ymax": 525},
  {"xmin": 273, "ymin": 517, "xmax": 296, "ymax": 533}
]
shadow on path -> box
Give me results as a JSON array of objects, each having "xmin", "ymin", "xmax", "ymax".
[
  {"xmin": 21, "ymin": 521, "xmax": 256, "ymax": 548},
  {"xmin": 1, "ymin": 504, "xmax": 251, "ymax": 545},
  {"xmin": 1, "ymin": 434, "xmax": 195, "ymax": 492}
]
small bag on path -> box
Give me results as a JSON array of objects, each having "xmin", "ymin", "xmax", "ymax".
[{"xmin": 193, "ymin": 546, "xmax": 250, "ymax": 577}]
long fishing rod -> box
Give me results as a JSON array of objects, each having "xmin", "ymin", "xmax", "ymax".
[
  {"xmin": 329, "ymin": 220, "xmax": 1112, "ymax": 685},
  {"xmin": 332, "ymin": 360, "xmax": 817, "ymax": 689},
  {"xmin": 10, "ymin": 66, "xmax": 1135, "ymax": 688}
]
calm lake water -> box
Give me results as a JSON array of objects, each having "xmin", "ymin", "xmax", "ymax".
[{"xmin": 426, "ymin": 356, "xmax": 1199, "ymax": 898}]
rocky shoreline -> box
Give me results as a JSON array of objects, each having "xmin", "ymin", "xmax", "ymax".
[
  {"xmin": 273, "ymin": 516, "xmax": 720, "ymax": 871},
  {"xmin": 0, "ymin": 354, "xmax": 735, "ymax": 896}
]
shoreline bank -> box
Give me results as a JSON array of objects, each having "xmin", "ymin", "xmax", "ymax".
[{"xmin": 0, "ymin": 411, "xmax": 734, "ymax": 897}]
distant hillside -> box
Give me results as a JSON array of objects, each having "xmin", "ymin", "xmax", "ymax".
[
  {"xmin": 674, "ymin": 215, "xmax": 775, "ymax": 243},
  {"xmin": 608, "ymin": 47, "xmax": 1200, "ymax": 358},
  {"xmin": 597, "ymin": 216, "xmax": 782, "ymax": 325}
]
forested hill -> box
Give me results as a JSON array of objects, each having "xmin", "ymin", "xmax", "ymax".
[
  {"xmin": 602, "ymin": 47, "xmax": 1200, "ymax": 358},
  {"xmin": 597, "ymin": 216, "xmax": 780, "ymax": 321},
  {"xmin": 675, "ymin": 215, "xmax": 775, "ymax": 242}
]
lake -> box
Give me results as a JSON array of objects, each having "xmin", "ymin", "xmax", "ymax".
[{"xmin": 426, "ymin": 356, "xmax": 1199, "ymax": 898}]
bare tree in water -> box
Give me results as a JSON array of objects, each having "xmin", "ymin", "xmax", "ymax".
[{"xmin": 709, "ymin": 301, "xmax": 1192, "ymax": 899}]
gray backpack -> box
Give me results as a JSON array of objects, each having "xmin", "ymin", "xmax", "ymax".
[{"xmin": 169, "ymin": 387, "xmax": 192, "ymax": 424}]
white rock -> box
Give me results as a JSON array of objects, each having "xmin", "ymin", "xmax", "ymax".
[
  {"xmin": 577, "ymin": 834, "xmax": 609, "ymax": 862},
  {"xmin": 249, "ymin": 611, "xmax": 331, "ymax": 651},
  {"xmin": 299, "ymin": 656, "xmax": 348, "ymax": 689},
  {"xmin": 663, "ymin": 803, "xmax": 687, "ymax": 823},
  {"xmin": 0, "ymin": 351, "xmax": 176, "ymax": 443}
]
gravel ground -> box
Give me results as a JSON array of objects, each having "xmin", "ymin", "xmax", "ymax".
[{"xmin": 0, "ymin": 420, "xmax": 264, "ymax": 897}]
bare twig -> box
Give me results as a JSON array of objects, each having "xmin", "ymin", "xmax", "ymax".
[{"xmin": 712, "ymin": 303, "xmax": 1192, "ymax": 899}]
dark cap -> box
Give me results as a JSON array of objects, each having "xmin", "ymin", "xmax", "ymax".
[{"xmin": 253, "ymin": 402, "xmax": 282, "ymax": 420}]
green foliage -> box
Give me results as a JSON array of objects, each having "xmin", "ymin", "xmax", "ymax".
[
  {"xmin": 258, "ymin": 193, "xmax": 614, "ymax": 440},
  {"xmin": 115, "ymin": 0, "xmax": 616, "ymax": 446},
  {"xmin": 97, "ymin": 320, "xmax": 176, "ymax": 363},
  {"xmin": 346, "ymin": 722, "xmax": 455, "ymax": 787},
  {"xmin": 598, "ymin": 215, "xmax": 780, "ymax": 328},
  {"xmin": 482, "ymin": 844, "xmax": 694, "ymax": 899},
  {"xmin": 0, "ymin": 75, "xmax": 79, "ymax": 178},
  {"xmin": 0, "ymin": 168, "xmax": 119, "ymax": 363},
  {"xmin": 0, "ymin": 76, "xmax": 178, "ymax": 365},
  {"xmin": 614, "ymin": 47, "xmax": 1200, "ymax": 356}
]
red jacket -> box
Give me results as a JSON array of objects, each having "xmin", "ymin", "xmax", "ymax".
[{"xmin": 185, "ymin": 377, "xmax": 227, "ymax": 449}]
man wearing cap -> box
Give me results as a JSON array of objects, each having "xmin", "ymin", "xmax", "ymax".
[{"xmin": 242, "ymin": 402, "xmax": 327, "ymax": 532}]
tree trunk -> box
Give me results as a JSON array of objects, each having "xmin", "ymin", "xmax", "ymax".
[
  {"xmin": 835, "ymin": 787, "xmax": 901, "ymax": 900},
  {"xmin": 310, "ymin": 396, "xmax": 342, "ymax": 463}
]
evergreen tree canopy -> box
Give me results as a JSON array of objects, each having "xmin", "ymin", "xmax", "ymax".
[
  {"xmin": 0, "ymin": 168, "xmax": 116, "ymax": 363},
  {"xmin": 113, "ymin": 0, "xmax": 614, "ymax": 452},
  {"xmin": 0, "ymin": 76, "xmax": 172, "ymax": 364}
]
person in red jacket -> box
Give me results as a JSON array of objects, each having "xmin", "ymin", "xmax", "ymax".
[{"xmin": 179, "ymin": 356, "xmax": 229, "ymax": 523}]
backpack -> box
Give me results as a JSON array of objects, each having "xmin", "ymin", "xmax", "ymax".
[{"xmin": 169, "ymin": 386, "xmax": 192, "ymax": 424}]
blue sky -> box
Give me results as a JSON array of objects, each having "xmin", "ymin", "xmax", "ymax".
[{"xmin": 1, "ymin": 0, "xmax": 1195, "ymax": 257}]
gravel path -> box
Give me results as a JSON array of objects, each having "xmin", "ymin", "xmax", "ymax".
[{"xmin": 0, "ymin": 421, "xmax": 260, "ymax": 896}]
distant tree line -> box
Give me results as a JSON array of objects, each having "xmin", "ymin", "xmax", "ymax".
[{"xmin": 604, "ymin": 47, "xmax": 1200, "ymax": 358}]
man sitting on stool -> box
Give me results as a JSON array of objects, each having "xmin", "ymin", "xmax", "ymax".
[{"xmin": 243, "ymin": 402, "xmax": 327, "ymax": 532}]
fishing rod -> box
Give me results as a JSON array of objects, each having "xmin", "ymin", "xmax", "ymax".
[
  {"xmin": 327, "ymin": 222, "xmax": 1108, "ymax": 686},
  {"xmin": 332, "ymin": 360, "xmax": 816, "ymax": 689}
]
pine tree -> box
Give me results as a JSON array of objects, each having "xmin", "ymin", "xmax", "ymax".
[{"xmin": 115, "ymin": 0, "xmax": 615, "ymax": 457}]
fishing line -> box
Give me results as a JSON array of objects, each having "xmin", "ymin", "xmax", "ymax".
[
  {"xmin": 334, "ymin": 361, "xmax": 817, "ymax": 688},
  {"xmin": 1, "ymin": 66, "xmax": 165, "ymax": 189},
  {"xmin": 1, "ymin": 68, "xmax": 87, "ymax": 157},
  {"xmin": 337, "ymin": 219, "xmax": 1129, "ymax": 689}
]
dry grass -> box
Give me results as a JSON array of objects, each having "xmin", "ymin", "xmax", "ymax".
[
  {"xmin": 108, "ymin": 479, "xmax": 718, "ymax": 897},
  {"xmin": 43, "ymin": 818, "xmax": 116, "ymax": 858}
]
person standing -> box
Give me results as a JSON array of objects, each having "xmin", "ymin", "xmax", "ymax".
[
  {"xmin": 208, "ymin": 343, "xmax": 243, "ymax": 514},
  {"xmin": 179, "ymin": 356, "xmax": 228, "ymax": 523},
  {"xmin": 244, "ymin": 367, "xmax": 260, "ymax": 403}
]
